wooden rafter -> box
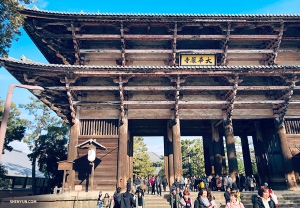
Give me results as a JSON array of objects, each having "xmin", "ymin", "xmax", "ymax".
[
  {"xmin": 120, "ymin": 22, "xmax": 126, "ymax": 66},
  {"xmin": 119, "ymin": 76, "xmax": 126, "ymax": 124},
  {"xmin": 70, "ymin": 22, "xmax": 80, "ymax": 65},
  {"xmin": 61, "ymin": 77, "xmax": 77, "ymax": 124},
  {"xmin": 274, "ymin": 77, "xmax": 297, "ymax": 124},
  {"xmin": 171, "ymin": 22, "xmax": 177, "ymax": 66},
  {"xmin": 220, "ymin": 22, "xmax": 231, "ymax": 66},
  {"xmin": 42, "ymin": 38, "xmax": 70, "ymax": 65},
  {"xmin": 40, "ymin": 97, "xmax": 70, "ymax": 124},
  {"xmin": 261, "ymin": 22, "xmax": 285, "ymax": 65}
]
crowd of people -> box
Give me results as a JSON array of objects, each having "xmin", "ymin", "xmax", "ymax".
[{"xmin": 96, "ymin": 174, "xmax": 279, "ymax": 208}]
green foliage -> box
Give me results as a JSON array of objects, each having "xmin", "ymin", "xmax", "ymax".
[
  {"xmin": 0, "ymin": 100, "xmax": 27, "ymax": 153},
  {"xmin": 0, "ymin": 164, "xmax": 11, "ymax": 189},
  {"xmin": 0, "ymin": 0, "xmax": 31, "ymax": 56},
  {"xmin": 20, "ymin": 97, "xmax": 69, "ymax": 186},
  {"xmin": 181, "ymin": 138, "xmax": 205, "ymax": 177},
  {"xmin": 133, "ymin": 136, "xmax": 156, "ymax": 176}
]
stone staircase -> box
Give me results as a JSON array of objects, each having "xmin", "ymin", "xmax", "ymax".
[{"xmin": 149, "ymin": 190, "xmax": 300, "ymax": 208}]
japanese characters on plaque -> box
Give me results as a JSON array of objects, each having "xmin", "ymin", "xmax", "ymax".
[{"xmin": 180, "ymin": 54, "xmax": 216, "ymax": 66}]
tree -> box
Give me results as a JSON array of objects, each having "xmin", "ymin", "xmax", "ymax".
[
  {"xmin": 133, "ymin": 136, "xmax": 155, "ymax": 176},
  {"xmin": 0, "ymin": 100, "xmax": 27, "ymax": 153},
  {"xmin": 181, "ymin": 138, "xmax": 205, "ymax": 177},
  {"xmin": 20, "ymin": 97, "xmax": 69, "ymax": 189},
  {"xmin": 0, "ymin": 100, "xmax": 27, "ymax": 188},
  {"xmin": 0, "ymin": 0, "xmax": 31, "ymax": 56},
  {"xmin": 28, "ymin": 124, "xmax": 69, "ymax": 187},
  {"xmin": 0, "ymin": 164, "xmax": 10, "ymax": 189}
]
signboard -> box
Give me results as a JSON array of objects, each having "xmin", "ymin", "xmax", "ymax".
[
  {"xmin": 57, "ymin": 161, "xmax": 73, "ymax": 170},
  {"xmin": 180, "ymin": 54, "xmax": 216, "ymax": 66}
]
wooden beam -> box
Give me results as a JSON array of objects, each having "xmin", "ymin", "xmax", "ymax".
[
  {"xmin": 79, "ymin": 48, "xmax": 278, "ymax": 54},
  {"xmin": 74, "ymin": 100, "xmax": 300, "ymax": 106},
  {"xmin": 55, "ymin": 34, "xmax": 288, "ymax": 40},
  {"xmin": 46, "ymin": 85, "xmax": 300, "ymax": 91}
]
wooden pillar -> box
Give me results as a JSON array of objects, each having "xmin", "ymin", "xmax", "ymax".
[
  {"xmin": 203, "ymin": 135, "xmax": 212, "ymax": 176},
  {"xmin": 67, "ymin": 119, "xmax": 79, "ymax": 189},
  {"xmin": 211, "ymin": 121, "xmax": 222, "ymax": 176},
  {"xmin": 220, "ymin": 135, "xmax": 227, "ymax": 175},
  {"xmin": 172, "ymin": 118, "xmax": 182, "ymax": 179},
  {"xmin": 240, "ymin": 135, "xmax": 253, "ymax": 177},
  {"xmin": 164, "ymin": 135, "xmax": 169, "ymax": 183},
  {"xmin": 168, "ymin": 120, "xmax": 174, "ymax": 186},
  {"xmin": 254, "ymin": 121, "xmax": 268, "ymax": 185},
  {"xmin": 224, "ymin": 122, "xmax": 238, "ymax": 187},
  {"xmin": 129, "ymin": 134, "xmax": 133, "ymax": 181},
  {"xmin": 117, "ymin": 118, "xmax": 128, "ymax": 189},
  {"xmin": 276, "ymin": 118, "xmax": 298, "ymax": 189}
]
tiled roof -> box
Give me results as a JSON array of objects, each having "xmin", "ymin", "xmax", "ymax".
[
  {"xmin": 23, "ymin": 8, "xmax": 300, "ymax": 18},
  {"xmin": 147, "ymin": 152, "xmax": 162, "ymax": 163},
  {"xmin": 1, "ymin": 149, "xmax": 45, "ymax": 178},
  {"xmin": 1, "ymin": 57, "xmax": 300, "ymax": 71}
]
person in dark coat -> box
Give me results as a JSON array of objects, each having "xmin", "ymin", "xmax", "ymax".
[
  {"xmin": 253, "ymin": 186, "xmax": 276, "ymax": 208},
  {"xmin": 113, "ymin": 187, "xmax": 122, "ymax": 208},
  {"xmin": 236, "ymin": 173, "xmax": 240, "ymax": 190},
  {"xmin": 162, "ymin": 175, "xmax": 168, "ymax": 192},
  {"xmin": 224, "ymin": 187, "xmax": 231, "ymax": 204},
  {"xmin": 120, "ymin": 189, "xmax": 136, "ymax": 208},
  {"xmin": 126, "ymin": 178, "xmax": 131, "ymax": 192},
  {"xmin": 240, "ymin": 174, "xmax": 246, "ymax": 192}
]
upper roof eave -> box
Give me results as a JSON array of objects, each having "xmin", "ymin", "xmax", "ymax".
[
  {"xmin": 20, "ymin": 7, "xmax": 300, "ymax": 21},
  {"xmin": 1, "ymin": 57, "xmax": 300, "ymax": 71}
]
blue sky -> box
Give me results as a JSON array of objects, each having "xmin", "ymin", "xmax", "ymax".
[{"xmin": 0, "ymin": 0, "xmax": 300, "ymax": 155}]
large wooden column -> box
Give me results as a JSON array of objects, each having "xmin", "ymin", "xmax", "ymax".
[
  {"xmin": 240, "ymin": 134, "xmax": 253, "ymax": 177},
  {"xmin": 203, "ymin": 135, "xmax": 212, "ymax": 176},
  {"xmin": 211, "ymin": 121, "xmax": 222, "ymax": 176},
  {"xmin": 167, "ymin": 121, "xmax": 174, "ymax": 187},
  {"xmin": 224, "ymin": 121, "xmax": 238, "ymax": 187},
  {"xmin": 163, "ymin": 135, "xmax": 169, "ymax": 183},
  {"xmin": 220, "ymin": 135, "xmax": 227, "ymax": 175},
  {"xmin": 67, "ymin": 118, "xmax": 79, "ymax": 189},
  {"xmin": 276, "ymin": 118, "xmax": 298, "ymax": 189},
  {"xmin": 173, "ymin": 118, "xmax": 182, "ymax": 180},
  {"xmin": 253, "ymin": 121, "xmax": 268, "ymax": 184},
  {"xmin": 117, "ymin": 118, "xmax": 128, "ymax": 189}
]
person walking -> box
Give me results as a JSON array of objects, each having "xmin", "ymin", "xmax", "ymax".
[
  {"xmin": 250, "ymin": 175, "xmax": 256, "ymax": 191},
  {"xmin": 156, "ymin": 175, "xmax": 162, "ymax": 196},
  {"xmin": 97, "ymin": 191, "xmax": 103, "ymax": 208},
  {"xmin": 135, "ymin": 191, "xmax": 145, "ymax": 208},
  {"xmin": 150, "ymin": 175, "xmax": 156, "ymax": 195},
  {"xmin": 239, "ymin": 174, "xmax": 246, "ymax": 192},
  {"xmin": 102, "ymin": 193, "xmax": 111, "ymax": 208},
  {"xmin": 179, "ymin": 190, "xmax": 194, "ymax": 208},
  {"xmin": 194, "ymin": 188, "xmax": 215, "ymax": 208},
  {"xmin": 113, "ymin": 187, "xmax": 122, "ymax": 208},
  {"xmin": 224, "ymin": 187, "xmax": 231, "ymax": 204},
  {"xmin": 252, "ymin": 186, "xmax": 276, "ymax": 208},
  {"xmin": 170, "ymin": 186, "xmax": 181, "ymax": 208},
  {"xmin": 225, "ymin": 192, "xmax": 245, "ymax": 208},
  {"xmin": 180, "ymin": 175, "xmax": 185, "ymax": 190},
  {"xmin": 207, "ymin": 190, "xmax": 218, "ymax": 208},
  {"xmin": 162, "ymin": 175, "xmax": 168, "ymax": 192}
]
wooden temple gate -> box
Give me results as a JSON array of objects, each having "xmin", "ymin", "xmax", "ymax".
[{"xmin": 1, "ymin": 8, "xmax": 300, "ymax": 190}]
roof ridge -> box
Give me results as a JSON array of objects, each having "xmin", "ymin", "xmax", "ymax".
[{"xmin": 22, "ymin": 7, "xmax": 300, "ymax": 17}]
